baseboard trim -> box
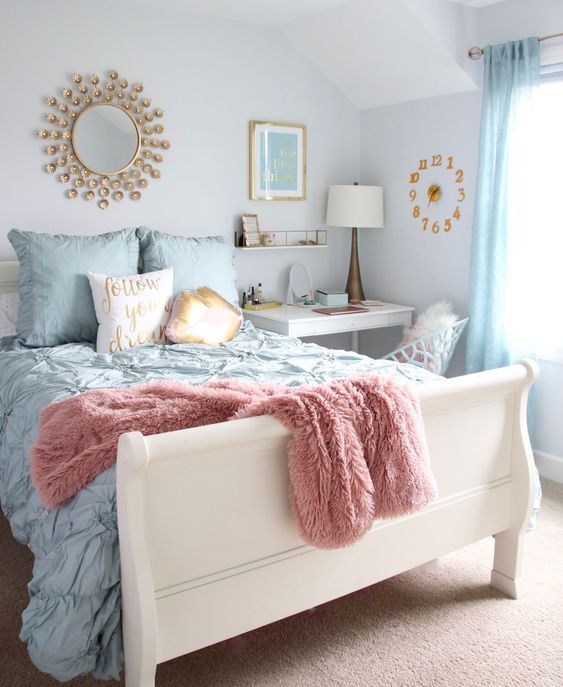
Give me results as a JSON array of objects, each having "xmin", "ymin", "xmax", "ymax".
[{"xmin": 534, "ymin": 450, "xmax": 563, "ymax": 484}]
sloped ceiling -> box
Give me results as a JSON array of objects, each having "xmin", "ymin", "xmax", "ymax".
[
  {"xmin": 111, "ymin": 0, "xmax": 494, "ymax": 109},
  {"xmin": 110, "ymin": 0, "xmax": 509, "ymax": 25},
  {"xmin": 281, "ymin": 0, "xmax": 478, "ymax": 109},
  {"xmin": 108, "ymin": 0, "xmax": 354, "ymax": 25},
  {"xmin": 447, "ymin": 0, "xmax": 507, "ymax": 7}
]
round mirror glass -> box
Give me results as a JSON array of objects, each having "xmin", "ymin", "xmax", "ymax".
[
  {"xmin": 72, "ymin": 104, "xmax": 140, "ymax": 175},
  {"xmin": 288, "ymin": 263, "xmax": 313, "ymax": 303}
]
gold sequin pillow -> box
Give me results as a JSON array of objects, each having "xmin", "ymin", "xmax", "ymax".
[{"xmin": 166, "ymin": 287, "xmax": 242, "ymax": 345}]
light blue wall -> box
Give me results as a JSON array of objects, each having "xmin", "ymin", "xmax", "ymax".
[
  {"xmin": 476, "ymin": 0, "xmax": 563, "ymax": 47},
  {"xmin": 359, "ymin": 0, "xmax": 563, "ymax": 475},
  {"xmin": 2, "ymin": 0, "xmax": 562, "ymax": 470},
  {"xmin": 359, "ymin": 90, "xmax": 481, "ymax": 375},
  {"xmin": 0, "ymin": 0, "xmax": 360, "ymax": 307}
]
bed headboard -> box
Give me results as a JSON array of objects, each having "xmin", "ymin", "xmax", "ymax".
[{"xmin": 0, "ymin": 261, "xmax": 19, "ymax": 294}]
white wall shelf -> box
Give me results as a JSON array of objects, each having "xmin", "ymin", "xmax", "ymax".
[
  {"xmin": 235, "ymin": 229, "xmax": 327, "ymax": 250},
  {"xmin": 236, "ymin": 244, "xmax": 328, "ymax": 251}
]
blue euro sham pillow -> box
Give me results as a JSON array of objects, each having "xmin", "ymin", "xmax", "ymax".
[
  {"xmin": 137, "ymin": 227, "xmax": 238, "ymax": 305},
  {"xmin": 8, "ymin": 228, "xmax": 140, "ymax": 347}
]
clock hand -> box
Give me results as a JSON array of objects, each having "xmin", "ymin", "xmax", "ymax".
[{"xmin": 428, "ymin": 185, "xmax": 441, "ymax": 206}]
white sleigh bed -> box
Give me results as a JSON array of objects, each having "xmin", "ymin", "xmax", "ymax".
[{"xmin": 0, "ymin": 261, "xmax": 538, "ymax": 687}]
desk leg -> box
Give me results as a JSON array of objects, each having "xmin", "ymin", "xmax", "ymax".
[{"xmin": 351, "ymin": 331, "xmax": 359, "ymax": 353}]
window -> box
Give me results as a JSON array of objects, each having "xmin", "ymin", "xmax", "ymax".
[{"xmin": 505, "ymin": 72, "xmax": 563, "ymax": 362}]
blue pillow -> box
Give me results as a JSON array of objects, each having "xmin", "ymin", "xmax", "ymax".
[
  {"xmin": 8, "ymin": 228, "xmax": 140, "ymax": 347},
  {"xmin": 137, "ymin": 227, "xmax": 238, "ymax": 304}
]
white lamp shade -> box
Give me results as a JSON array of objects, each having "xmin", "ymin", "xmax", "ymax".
[{"xmin": 326, "ymin": 184, "xmax": 384, "ymax": 228}]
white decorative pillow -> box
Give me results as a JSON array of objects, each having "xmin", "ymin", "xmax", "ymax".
[
  {"xmin": 87, "ymin": 268, "xmax": 174, "ymax": 354},
  {"xmin": 0, "ymin": 291, "xmax": 20, "ymax": 338}
]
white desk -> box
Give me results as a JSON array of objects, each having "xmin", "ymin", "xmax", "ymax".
[{"xmin": 243, "ymin": 302, "xmax": 414, "ymax": 352}]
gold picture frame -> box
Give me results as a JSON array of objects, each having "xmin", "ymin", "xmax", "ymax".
[
  {"xmin": 241, "ymin": 213, "xmax": 261, "ymax": 247},
  {"xmin": 249, "ymin": 121, "xmax": 306, "ymax": 201}
]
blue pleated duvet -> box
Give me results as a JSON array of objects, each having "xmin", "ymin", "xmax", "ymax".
[{"xmin": 0, "ymin": 323, "xmax": 437, "ymax": 681}]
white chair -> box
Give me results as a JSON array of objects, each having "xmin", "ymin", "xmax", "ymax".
[{"xmin": 383, "ymin": 318, "xmax": 469, "ymax": 376}]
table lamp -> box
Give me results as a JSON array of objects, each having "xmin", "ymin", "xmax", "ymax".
[{"xmin": 325, "ymin": 183, "xmax": 384, "ymax": 303}]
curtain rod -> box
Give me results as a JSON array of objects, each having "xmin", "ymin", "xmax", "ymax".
[{"xmin": 468, "ymin": 32, "xmax": 563, "ymax": 60}]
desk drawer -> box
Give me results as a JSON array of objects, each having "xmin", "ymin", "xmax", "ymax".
[
  {"xmin": 389, "ymin": 311, "xmax": 412, "ymax": 326},
  {"xmin": 306, "ymin": 313, "xmax": 391, "ymax": 336}
]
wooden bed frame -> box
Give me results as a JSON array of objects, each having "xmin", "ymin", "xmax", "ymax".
[{"xmin": 0, "ymin": 261, "xmax": 539, "ymax": 687}]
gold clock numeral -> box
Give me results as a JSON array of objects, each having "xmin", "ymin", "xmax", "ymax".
[
  {"xmin": 453, "ymin": 206, "xmax": 461, "ymax": 220},
  {"xmin": 418, "ymin": 159, "xmax": 428, "ymax": 170},
  {"xmin": 431, "ymin": 154, "xmax": 442, "ymax": 167},
  {"xmin": 432, "ymin": 221, "xmax": 440, "ymax": 234},
  {"xmin": 410, "ymin": 172, "xmax": 420, "ymax": 184},
  {"xmin": 458, "ymin": 187, "xmax": 466, "ymax": 201},
  {"xmin": 421, "ymin": 217, "xmax": 429, "ymax": 231},
  {"xmin": 413, "ymin": 205, "xmax": 420, "ymax": 218},
  {"xmin": 444, "ymin": 218, "xmax": 452, "ymax": 232},
  {"xmin": 455, "ymin": 169, "xmax": 464, "ymax": 183},
  {"xmin": 409, "ymin": 189, "xmax": 416, "ymax": 201},
  {"xmin": 447, "ymin": 156, "xmax": 454, "ymax": 169}
]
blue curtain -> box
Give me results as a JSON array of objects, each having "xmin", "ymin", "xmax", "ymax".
[{"xmin": 466, "ymin": 38, "xmax": 540, "ymax": 373}]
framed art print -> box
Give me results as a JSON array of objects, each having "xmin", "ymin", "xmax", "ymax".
[{"xmin": 249, "ymin": 121, "xmax": 306, "ymax": 201}]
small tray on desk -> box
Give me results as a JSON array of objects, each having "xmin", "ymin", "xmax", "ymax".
[
  {"xmin": 243, "ymin": 301, "xmax": 283, "ymax": 311},
  {"xmin": 311, "ymin": 305, "xmax": 369, "ymax": 316}
]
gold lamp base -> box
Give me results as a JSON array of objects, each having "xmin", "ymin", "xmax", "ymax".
[{"xmin": 345, "ymin": 226, "xmax": 365, "ymax": 303}]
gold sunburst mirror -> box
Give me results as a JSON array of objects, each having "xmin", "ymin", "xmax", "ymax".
[{"xmin": 38, "ymin": 70, "xmax": 170, "ymax": 209}]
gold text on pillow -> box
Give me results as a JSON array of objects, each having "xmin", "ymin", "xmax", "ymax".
[
  {"xmin": 166, "ymin": 287, "xmax": 242, "ymax": 345},
  {"xmin": 87, "ymin": 268, "xmax": 174, "ymax": 353}
]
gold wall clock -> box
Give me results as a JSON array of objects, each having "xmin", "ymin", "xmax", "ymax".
[{"xmin": 407, "ymin": 154, "xmax": 465, "ymax": 234}]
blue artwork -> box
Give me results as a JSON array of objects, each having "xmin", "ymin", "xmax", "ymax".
[{"xmin": 259, "ymin": 131, "xmax": 298, "ymax": 192}]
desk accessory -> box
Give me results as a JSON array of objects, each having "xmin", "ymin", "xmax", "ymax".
[
  {"xmin": 315, "ymin": 290, "xmax": 348, "ymax": 306},
  {"xmin": 312, "ymin": 305, "xmax": 369, "ymax": 316},
  {"xmin": 243, "ymin": 301, "xmax": 282, "ymax": 311},
  {"xmin": 286, "ymin": 263, "xmax": 314, "ymax": 305},
  {"xmin": 326, "ymin": 183, "xmax": 384, "ymax": 303}
]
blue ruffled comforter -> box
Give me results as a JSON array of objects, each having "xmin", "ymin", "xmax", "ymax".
[{"xmin": 0, "ymin": 323, "xmax": 437, "ymax": 681}]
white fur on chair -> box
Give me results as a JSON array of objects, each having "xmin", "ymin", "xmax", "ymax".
[
  {"xmin": 383, "ymin": 301, "xmax": 467, "ymax": 376},
  {"xmin": 400, "ymin": 301, "xmax": 459, "ymax": 346}
]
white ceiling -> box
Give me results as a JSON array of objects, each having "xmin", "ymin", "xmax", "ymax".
[
  {"xmin": 282, "ymin": 0, "xmax": 478, "ymax": 109},
  {"xmin": 109, "ymin": 0, "xmax": 353, "ymax": 26},
  {"xmin": 111, "ymin": 0, "xmax": 510, "ymax": 24},
  {"xmin": 111, "ymin": 0, "xmax": 490, "ymax": 109},
  {"xmin": 447, "ymin": 0, "xmax": 508, "ymax": 7}
]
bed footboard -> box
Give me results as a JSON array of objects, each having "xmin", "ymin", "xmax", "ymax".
[{"xmin": 117, "ymin": 360, "xmax": 538, "ymax": 687}]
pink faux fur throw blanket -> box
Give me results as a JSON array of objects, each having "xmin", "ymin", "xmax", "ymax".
[{"xmin": 30, "ymin": 376, "xmax": 437, "ymax": 549}]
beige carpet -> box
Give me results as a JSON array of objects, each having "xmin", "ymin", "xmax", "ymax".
[{"xmin": 1, "ymin": 480, "xmax": 562, "ymax": 687}]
